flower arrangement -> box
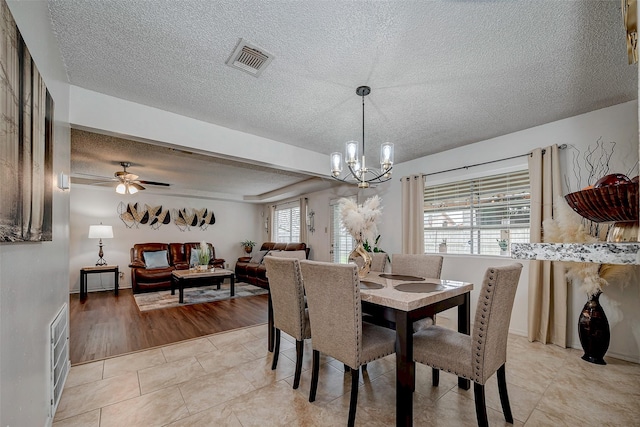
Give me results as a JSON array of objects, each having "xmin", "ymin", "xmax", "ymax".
[
  {"xmin": 339, "ymin": 196, "xmax": 382, "ymax": 243},
  {"xmin": 543, "ymin": 197, "xmax": 636, "ymax": 297},
  {"xmin": 497, "ymin": 239, "xmax": 508, "ymax": 251},
  {"xmin": 198, "ymin": 240, "xmax": 211, "ymax": 266}
]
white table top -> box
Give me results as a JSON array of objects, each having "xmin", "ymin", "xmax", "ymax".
[
  {"xmin": 359, "ymin": 272, "xmax": 473, "ymax": 312},
  {"xmin": 172, "ymin": 268, "xmax": 234, "ymax": 279}
]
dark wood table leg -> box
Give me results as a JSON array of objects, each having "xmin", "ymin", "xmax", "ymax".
[
  {"xmin": 395, "ymin": 310, "xmax": 413, "ymax": 427},
  {"xmin": 267, "ymin": 292, "xmax": 274, "ymax": 352},
  {"xmin": 171, "ymin": 275, "xmax": 176, "ymax": 295},
  {"xmin": 178, "ymin": 278, "xmax": 185, "ymax": 304},
  {"xmin": 230, "ymin": 274, "xmax": 235, "ymax": 297},
  {"xmin": 458, "ymin": 292, "xmax": 471, "ymax": 390},
  {"xmin": 80, "ymin": 270, "xmax": 87, "ymax": 299},
  {"xmin": 114, "ymin": 267, "xmax": 119, "ymax": 296}
]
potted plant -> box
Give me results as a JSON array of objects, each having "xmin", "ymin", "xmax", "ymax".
[
  {"xmin": 197, "ymin": 240, "xmax": 211, "ymax": 270},
  {"xmin": 241, "ymin": 240, "xmax": 256, "ymax": 254},
  {"xmin": 497, "ymin": 239, "xmax": 509, "ymax": 255}
]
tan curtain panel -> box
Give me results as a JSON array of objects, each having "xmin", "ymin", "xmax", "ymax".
[
  {"xmin": 299, "ymin": 197, "xmax": 308, "ymax": 244},
  {"xmin": 401, "ymin": 174, "xmax": 425, "ymax": 254},
  {"xmin": 268, "ymin": 205, "xmax": 275, "ymax": 242},
  {"xmin": 527, "ymin": 145, "xmax": 567, "ymax": 347}
]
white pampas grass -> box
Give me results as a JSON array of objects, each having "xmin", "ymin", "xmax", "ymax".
[{"xmin": 339, "ymin": 196, "xmax": 383, "ymax": 243}]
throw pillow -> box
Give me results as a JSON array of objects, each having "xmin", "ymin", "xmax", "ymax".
[
  {"xmin": 189, "ymin": 249, "xmax": 201, "ymax": 266},
  {"xmin": 143, "ymin": 250, "xmax": 169, "ymax": 269},
  {"xmin": 250, "ymin": 249, "xmax": 269, "ymax": 264}
]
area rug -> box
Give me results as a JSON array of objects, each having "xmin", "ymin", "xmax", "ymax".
[{"xmin": 133, "ymin": 283, "xmax": 267, "ymax": 312}]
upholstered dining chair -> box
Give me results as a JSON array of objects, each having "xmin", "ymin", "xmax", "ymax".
[
  {"xmin": 391, "ymin": 253, "xmax": 443, "ymax": 279},
  {"xmin": 263, "ymin": 256, "xmax": 311, "ymax": 389},
  {"xmin": 350, "ymin": 252, "xmax": 388, "ymax": 272},
  {"xmin": 299, "ymin": 260, "xmax": 396, "ymax": 427},
  {"xmin": 412, "ymin": 263, "xmax": 523, "ymax": 427}
]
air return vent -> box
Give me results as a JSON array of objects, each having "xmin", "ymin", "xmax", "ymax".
[
  {"xmin": 226, "ymin": 38, "xmax": 274, "ymax": 77},
  {"xmin": 50, "ymin": 304, "xmax": 70, "ymax": 417}
]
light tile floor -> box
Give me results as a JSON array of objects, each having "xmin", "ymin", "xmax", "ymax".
[{"xmin": 54, "ymin": 324, "xmax": 640, "ymax": 426}]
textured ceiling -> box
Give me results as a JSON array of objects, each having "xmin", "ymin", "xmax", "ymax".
[{"xmin": 51, "ymin": 1, "xmax": 637, "ymax": 200}]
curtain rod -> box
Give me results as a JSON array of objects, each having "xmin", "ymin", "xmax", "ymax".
[{"xmin": 403, "ymin": 144, "xmax": 567, "ymax": 179}]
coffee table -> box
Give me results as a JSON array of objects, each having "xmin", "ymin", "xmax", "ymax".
[{"xmin": 171, "ymin": 268, "xmax": 235, "ymax": 304}]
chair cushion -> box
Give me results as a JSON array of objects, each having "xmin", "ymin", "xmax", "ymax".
[
  {"xmin": 143, "ymin": 250, "xmax": 170, "ymax": 269},
  {"xmin": 413, "ymin": 325, "xmax": 473, "ymax": 380},
  {"xmin": 360, "ymin": 322, "xmax": 396, "ymax": 366}
]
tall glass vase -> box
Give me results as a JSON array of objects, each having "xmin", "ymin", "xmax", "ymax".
[{"xmin": 349, "ymin": 240, "xmax": 372, "ymax": 278}]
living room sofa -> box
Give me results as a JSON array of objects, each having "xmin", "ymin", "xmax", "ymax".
[
  {"xmin": 129, "ymin": 242, "xmax": 225, "ymax": 293},
  {"xmin": 234, "ymin": 242, "xmax": 309, "ymax": 289}
]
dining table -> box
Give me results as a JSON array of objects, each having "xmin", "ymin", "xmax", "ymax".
[{"xmin": 359, "ymin": 272, "xmax": 474, "ymax": 427}]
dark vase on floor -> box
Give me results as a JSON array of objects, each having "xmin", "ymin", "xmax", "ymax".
[{"xmin": 578, "ymin": 291, "xmax": 610, "ymax": 365}]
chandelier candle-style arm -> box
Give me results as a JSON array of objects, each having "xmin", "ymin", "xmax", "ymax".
[{"xmin": 330, "ymin": 86, "xmax": 394, "ymax": 188}]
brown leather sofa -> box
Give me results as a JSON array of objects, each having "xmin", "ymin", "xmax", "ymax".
[
  {"xmin": 129, "ymin": 242, "xmax": 225, "ymax": 293},
  {"xmin": 234, "ymin": 242, "xmax": 309, "ymax": 289}
]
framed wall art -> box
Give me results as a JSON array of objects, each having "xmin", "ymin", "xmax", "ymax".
[{"xmin": 1, "ymin": 0, "xmax": 54, "ymax": 242}]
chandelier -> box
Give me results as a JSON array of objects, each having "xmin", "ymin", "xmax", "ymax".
[{"xmin": 330, "ymin": 86, "xmax": 394, "ymax": 188}]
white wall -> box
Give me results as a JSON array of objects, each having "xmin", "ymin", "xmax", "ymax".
[
  {"xmin": 69, "ymin": 186, "xmax": 263, "ymax": 292},
  {"xmin": 297, "ymin": 101, "xmax": 639, "ymax": 362},
  {"xmin": 1, "ymin": 2, "xmax": 71, "ymax": 426}
]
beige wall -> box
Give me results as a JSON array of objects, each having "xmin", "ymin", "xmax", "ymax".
[
  {"xmin": 1, "ymin": 2, "xmax": 71, "ymax": 426},
  {"xmin": 69, "ymin": 185, "xmax": 263, "ymax": 292}
]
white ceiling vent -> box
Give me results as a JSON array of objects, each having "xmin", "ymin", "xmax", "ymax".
[{"xmin": 226, "ymin": 39, "xmax": 274, "ymax": 77}]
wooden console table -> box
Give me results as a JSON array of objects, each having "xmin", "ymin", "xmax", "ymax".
[{"xmin": 80, "ymin": 265, "xmax": 119, "ymax": 299}]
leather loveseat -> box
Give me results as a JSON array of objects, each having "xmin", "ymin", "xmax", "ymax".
[
  {"xmin": 234, "ymin": 242, "xmax": 309, "ymax": 289},
  {"xmin": 129, "ymin": 242, "xmax": 225, "ymax": 293}
]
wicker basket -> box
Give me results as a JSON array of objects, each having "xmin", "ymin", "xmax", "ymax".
[{"xmin": 564, "ymin": 183, "xmax": 638, "ymax": 223}]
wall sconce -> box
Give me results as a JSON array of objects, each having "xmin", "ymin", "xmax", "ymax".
[
  {"xmin": 57, "ymin": 172, "xmax": 69, "ymax": 190},
  {"xmin": 307, "ymin": 210, "xmax": 315, "ymax": 233},
  {"xmin": 264, "ymin": 216, "xmax": 269, "ymax": 233}
]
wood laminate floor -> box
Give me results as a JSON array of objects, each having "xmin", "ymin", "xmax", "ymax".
[{"xmin": 69, "ymin": 288, "xmax": 268, "ymax": 364}]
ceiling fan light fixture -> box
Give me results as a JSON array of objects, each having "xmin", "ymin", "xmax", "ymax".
[
  {"xmin": 116, "ymin": 183, "xmax": 126, "ymax": 194},
  {"xmin": 128, "ymin": 184, "xmax": 138, "ymax": 195}
]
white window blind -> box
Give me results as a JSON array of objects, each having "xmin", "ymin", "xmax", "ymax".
[
  {"xmin": 330, "ymin": 198, "xmax": 355, "ymax": 263},
  {"xmin": 423, "ymin": 170, "xmax": 530, "ymax": 255},
  {"xmin": 274, "ymin": 201, "xmax": 300, "ymax": 243}
]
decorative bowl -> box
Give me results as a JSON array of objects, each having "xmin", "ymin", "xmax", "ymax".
[{"xmin": 564, "ymin": 183, "xmax": 638, "ymax": 223}]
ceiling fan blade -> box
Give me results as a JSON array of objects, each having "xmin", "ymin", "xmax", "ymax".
[
  {"xmin": 131, "ymin": 182, "xmax": 145, "ymax": 191},
  {"xmin": 138, "ymin": 180, "xmax": 170, "ymax": 187},
  {"xmin": 125, "ymin": 173, "xmax": 139, "ymax": 181}
]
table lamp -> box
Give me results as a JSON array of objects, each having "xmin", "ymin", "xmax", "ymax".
[{"xmin": 88, "ymin": 224, "xmax": 113, "ymax": 266}]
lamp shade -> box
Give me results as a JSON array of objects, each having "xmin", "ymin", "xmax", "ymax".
[{"xmin": 88, "ymin": 225, "xmax": 113, "ymax": 239}]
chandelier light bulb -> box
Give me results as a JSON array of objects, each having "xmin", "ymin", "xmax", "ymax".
[
  {"xmin": 346, "ymin": 140, "xmax": 358, "ymax": 165},
  {"xmin": 331, "ymin": 152, "xmax": 343, "ymax": 176}
]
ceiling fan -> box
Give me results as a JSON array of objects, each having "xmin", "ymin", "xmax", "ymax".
[{"xmin": 113, "ymin": 162, "xmax": 170, "ymax": 194}]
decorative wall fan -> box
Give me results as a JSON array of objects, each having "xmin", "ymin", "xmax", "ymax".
[{"xmin": 114, "ymin": 162, "xmax": 170, "ymax": 194}]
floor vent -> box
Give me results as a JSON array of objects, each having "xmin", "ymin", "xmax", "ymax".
[
  {"xmin": 226, "ymin": 38, "xmax": 274, "ymax": 77},
  {"xmin": 50, "ymin": 303, "xmax": 70, "ymax": 417}
]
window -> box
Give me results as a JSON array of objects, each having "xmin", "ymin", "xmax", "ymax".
[
  {"xmin": 423, "ymin": 170, "xmax": 530, "ymax": 255},
  {"xmin": 330, "ymin": 197, "xmax": 355, "ymax": 263},
  {"xmin": 274, "ymin": 201, "xmax": 300, "ymax": 243}
]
